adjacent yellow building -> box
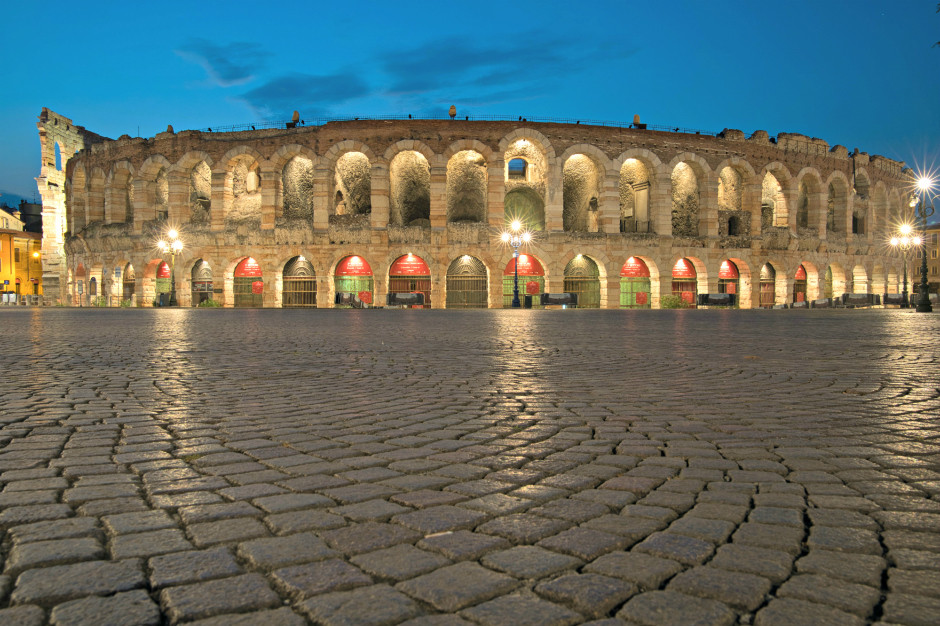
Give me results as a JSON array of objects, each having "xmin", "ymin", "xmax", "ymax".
[{"xmin": 1, "ymin": 208, "xmax": 43, "ymax": 303}]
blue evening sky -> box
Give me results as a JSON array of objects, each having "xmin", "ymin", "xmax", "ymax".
[{"xmin": 1, "ymin": 0, "xmax": 938, "ymax": 204}]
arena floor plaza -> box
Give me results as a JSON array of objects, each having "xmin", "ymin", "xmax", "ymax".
[{"xmin": 36, "ymin": 110, "xmax": 914, "ymax": 309}]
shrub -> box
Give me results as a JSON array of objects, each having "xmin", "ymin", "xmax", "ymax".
[
  {"xmin": 660, "ymin": 294, "xmax": 692, "ymax": 309},
  {"xmin": 198, "ymin": 298, "xmax": 222, "ymax": 308}
]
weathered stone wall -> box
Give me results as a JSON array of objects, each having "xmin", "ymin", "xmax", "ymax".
[{"xmin": 46, "ymin": 114, "xmax": 911, "ymax": 309}]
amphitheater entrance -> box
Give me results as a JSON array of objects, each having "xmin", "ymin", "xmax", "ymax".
[
  {"xmin": 191, "ymin": 260, "xmax": 214, "ymax": 306},
  {"xmin": 389, "ymin": 254, "xmax": 430, "ymax": 308},
  {"xmin": 282, "ymin": 256, "xmax": 316, "ymax": 308},
  {"xmin": 335, "ymin": 255, "xmax": 373, "ymax": 308},
  {"xmin": 446, "ymin": 255, "xmax": 488, "ymax": 308},
  {"xmin": 620, "ymin": 257, "xmax": 651, "ymax": 308},
  {"xmin": 793, "ymin": 265, "xmax": 808, "ymax": 303},
  {"xmin": 759, "ymin": 263, "xmax": 776, "ymax": 308},
  {"xmin": 122, "ymin": 264, "xmax": 136, "ymax": 305},
  {"xmin": 504, "ymin": 188, "xmax": 545, "ymax": 231},
  {"xmin": 503, "ymin": 255, "xmax": 544, "ymax": 308},
  {"xmin": 234, "ymin": 257, "xmax": 263, "ymax": 308},
  {"xmin": 672, "ymin": 258, "xmax": 697, "ymax": 308},
  {"xmin": 718, "ymin": 260, "xmax": 740, "ymax": 305},
  {"xmin": 155, "ymin": 262, "xmax": 171, "ymax": 305},
  {"xmin": 563, "ymin": 255, "xmax": 600, "ymax": 308},
  {"xmin": 824, "ymin": 267, "xmax": 834, "ymax": 299}
]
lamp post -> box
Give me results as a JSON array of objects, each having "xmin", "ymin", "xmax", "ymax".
[
  {"xmin": 501, "ymin": 220, "xmax": 531, "ymax": 308},
  {"xmin": 890, "ymin": 224, "xmax": 919, "ymax": 309},
  {"xmin": 914, "ymin": 177, "xmax": 935, "ymax": 313},
  {"xmin": 156, "ymin": 229, "xmax": 183, "ymax": 307}
]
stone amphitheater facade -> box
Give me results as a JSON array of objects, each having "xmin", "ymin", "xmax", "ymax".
[{"xmin": 36, "ymin": 107, "xmax": 914, "ymax": 308}]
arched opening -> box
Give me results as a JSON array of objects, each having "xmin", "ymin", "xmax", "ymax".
[
  {"xmin": 762, "ymin": 172, "xmax": 785, "ymax": 229},
  {"xmin": 620, "ymin": 159, "xmax": 652, "ymax": 233},
  {"xmin": 122, "ymin": 263, "xmax": 136, "ymax": 305},
  {"xmin": 793, "ymin": 265, "xmax": 808, "ymax": 303},
  {"xmin": 671, "ymin": 163, "xmax": 699, "ymax": 237},
  {"xmin": 335, "ymin": 255, "xmax": 373, "ymax": 307},
  {"xmin": 828, "ymin": 180, "xmax": 848, "ymax": 235},
  {"xmin": 563, "ymin": 154, "xmax": 601, "ymax": 232},
  {"xmin": 334, "ymin": 152, "xmax": 371, "ymax": 217},
  {"xmin": 110, "ymin": 167, "xmax": 134, "ymax": 224},
  {"xmin": 503, "ymin": 255, "xmax": 544, "ymax": 308},
  {"xmin": 234, "ymin": 257, "xmax": 263, "ymax": 307},
  {"xmin": 70, "ymin": 168, "xmax": 87, "ymax": 233},
  {"xmin": 190, "ymin": 161, "xmax": 212, "ymax": 224},
  {"xmin": 88, "ymin": 276, "xmax": 98, "ymax": 299},
  {"xmin": 282, "ymin": 156, "xmax": 314, "ymax": 220},
  {"xmin": 620, "ymin": 257, "xmax": 651, "ymax": 308},
  {"xmin": 727, "ymin": 215, "xmax": 742, "ymax": 236},
  {"xmin": 563, "ymin": 255, "xmax": 600, "ymax": 308},
  {"xmin": 389, "ymin": 254, "xmax": 431, "ymax": 308},
  {"xmin": 718, "ymin": 166, "xmax": 747, "ymax": 238},
  {"xmin": 225, "ymin": 156, "xmax": 262, "ymax": 223},
  {"xmin": 504, "ymin": 187, "xmax": 544, "ymax": 231},
  {"xmin": 389, "ymin": 151, "xmax": 431, "ymax": 226},
  {"xmin": 824, "ymin": 267, "xmax": 833, "ymax": 299},
  {"xmin": 54, "ymin": 142, "xmax": 62, "ymax": 171},
  {"xmin": 282, "ymin": 256, "xmax": 316, "ymax": 308},
  {"xmin": 672, "ymin": 258, "xmax": 697, "ymax": 308},
  {"xmin": 852, "ymin": 265, "xmax": 868, "ymax": 294},
  {"xmin": 507, "ymin": 158, "xmax": 527, "ymax": 181},
  {"xmin": 797, "ymin": 181, "xmax": 811, "ymax": 229},
  {"xmin": 759, "ymin": 263, "xmax": 776, "ymax": 308},
  {"xmin": 155, "ymin": 261, "xmax": 171, "ymax": 304},
  {"xmin": 191, "ymin": 259, "xmax": 213, "ymax": 306},
  {"xmin": 446, "ymin": 256, "xmax": 488, "ymax": 309},
  {"xmin": 447, "ymin": 151, "xmax": 486, "ymax": 223},
  {"xmin": 718, "ymin": 260, "xmax": 740, "ymax": 305},
  {"xmin": 154, "ymin": 168, "xmax": 169, "ymax": 221}
]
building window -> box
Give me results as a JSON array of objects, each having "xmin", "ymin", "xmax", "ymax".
[
  {"xmin": 508, "ymin": 158, "xmax": 527, "ymax": 181},
  {"xmin": 932, "ymin": 249, "xmax": 938, "ymax": 259},
  {"xmin": 14, "ymin": 248, "xmax": 20, "ymax": 262}
]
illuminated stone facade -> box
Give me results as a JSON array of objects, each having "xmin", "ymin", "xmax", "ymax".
[{"xmin": 40, "ymin": 109, "xmax": 915, "ymax": 308}]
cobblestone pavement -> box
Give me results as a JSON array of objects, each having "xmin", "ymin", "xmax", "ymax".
[{"xmin": 0, "ymin": 308, "xmax": 938, "ymax": 626}]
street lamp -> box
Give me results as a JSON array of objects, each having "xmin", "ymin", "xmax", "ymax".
[
  {"xmin": 890, "ymin": 224, "xmax": 920, "ymax": 309},
  {"xmin": 156, "ymin": 228, "xmax": 183, "ymax": 306},
  {"xmin": 913, "ymin": 177, "xmax": 935, "ymax": 312},
  {"xmin": 501, "ymin": 219, "xmax": 532, "ymax": 308}
]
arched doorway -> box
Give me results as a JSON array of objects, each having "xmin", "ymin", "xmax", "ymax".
[
  {"xmin": 504, "ymin": 188, "xmax": 545, "ymax": 232},
  {"xmin": 191, "ymin": 260, "xmax": 214, "ymax": 306},
  {"xmin": 672, "ymin": 258, "xmax": 697, "ymax": 308},
  {"xmin": 718, "ymin": 260, "xmax": 740, "ymax": 306},
  {"xmin": 155, "ymin": 262, "xmax": 171, "ymax": 305},
  {"xmin": 446, "ymin": 256, "xmax": 488, "ymax": 308},
  {"xmin": 620, "ymin": 257, "xmax": 651, "ymax": 309},
  {"xmin": 759, "ymin": 263, "xmax": 776, "ymax": 308},
  {"xmin": 234, "ymin": 257, "xmax": 263, "ymax": 307},
  {"xmin": 282, "ymin": 256, "xmax": 316, "ymax": 308},
  {"xmin": 122, "ymin": 264, "xmax": 135, "ymax": 305},
  {"xmin": 793, "ymin": 265, "xmax": 808, "ymax": 303},
  {"xmin": 335, "ymin": 255, "xmax": 373, "ymax": 308},
  {"xmin": 503, "ymin": 255, "xmax": 544, "ymax": 308},
  {"xmin": 563, "ymin": 255, "xmax": 600, "ymax": 308},
  {"xmin": 88, "ymin": 277, "xmax": 98, "ymax": 304},
  {"xmin": 824, "ymin": 267, "xmax": 833, "ymax": 299},
  {"xmin": 389, "ymin": 254, "xmax": 430, "ymax": 308}
]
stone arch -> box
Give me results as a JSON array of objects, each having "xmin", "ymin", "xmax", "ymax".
[
  {"xmin": 867, "ymin": 181, "xmax": 887, "ymax": 238},
  {"xmin": 669, "ymin": 155, "xmax": 709, "ymax": 238},
  {"xmin": 854, "ymin": 168, "xmax": 871, "ymax": 199},
  {"xmin": 498, "ymin": 128, "xmax": 556, "ymax": 160},
  {"xmin": 383, "ymin": 139, "xmax": 436, "ymax": 164},
  {"xmin": 720, "ymin": 257, "xmax": 753, "ymax": 308},
  {"xmin": 106, "ymin": 161, "xmax": 135, "ymax": 224},
  {"xmin": 825, "ymin": 171, "xmax": 851, "ymax": 236},
  {"xmin": 443, "ymin": 139, "xmax": 496, "ymax": 164},
  {"xmin": 715, "ymin": 160, "xmax": 755, "ymax": 238},
  {"xmin": 87, "ymin": 168, "xmax": 106, "ymax": 223},
  {"xmin": 795, "ymin": 168, "xmax": 824, "ymax": 232},
  {"xmin": 137, "ymin": 154, "xmax": 172, "ymax": 225},
  {"xmin": 852, "ymin": 263, "xmax": 869, "ymax": 294},
  {"xmin": 280, "ymin": 152, "xmax": 316, "ymax": 221},
  {"xmin": 825, "ymin": 261, "xmax": 847, "ymax": 298},
  {"xmin": 503, "ymin": 187, "xmax": 545, "ymax": 231},
  {"xmin": 389, "ymin": 150, "xmax": 431, "ymax": 226},
  {"xmin": 221, "ymin": 149, "xmax": 263, "ymax": 223},
  {"xmin": 322, "ymin": 140, "xmax": 378, "ymax": 166},
  {"xmin": 562, "ymin": 149, "xmax": 607, "ymax": 232},
  {"xmin": 446, "ymin": 150, "xmax": 488, "ymax": 223},
  {"xmin": 445, "ymin": 254, "xmax": 490, "ymax": 308},
  {"xmin": 69, "ymin": 163, "xmax": 87, "ymax": 233},
  {"xmin": 618, "ymin": 157, "xmax": 654, "ymax": 234},
  {"xmin": 331, "ymin": 151, "xmax": 372, "ymax": 217}
]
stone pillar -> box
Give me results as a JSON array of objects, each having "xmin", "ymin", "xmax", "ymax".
[
  {"xmin": 429, "ymin": 164, "xmax": 447, "ymax": 230},
  {"xmin": 600, "ymin": 172, "xmax": 620, "ymax": 234},
  {"xmin": 544, "ymin": 161, "xmax": 563, "ymax": 231},
  {"xmin": 312, "ymin": 164, "xmax": 330, "ymax": 231},
  {"xmin": 603, "ymin": 276, "xmax": 620, "ymax": 308},
  {"xmin": 649, "ymin": 178, "xmax": 671, "ymax": 236},
  {"xmin": 168, "ymin": 172, "xmax": 189, "ymax": 225},
  {"xmin": 370, "ymin": 162, "xmax": 390, "ymax": 230},
  {"xmin": 781, "ymin": 188, "xmax": 797, "ymax": 231},
  {"xmin": 260, "ymin": 164, "xmax": 277, "ymax": 230},
  {"xmin": 487, "ymin": 160, "xmax": 505, "ymax": 228},
  {"xmin": 743, "ymin": 179, "xmax": 762, "ymax": 236},
  {"xmin": 699, "ymin": 182, "xmax": 718, "ymax": 238}
]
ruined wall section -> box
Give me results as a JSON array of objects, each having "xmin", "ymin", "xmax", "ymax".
[{"xmin": 35, "ymin": 108, "xmax": 109, "ymax": 303}]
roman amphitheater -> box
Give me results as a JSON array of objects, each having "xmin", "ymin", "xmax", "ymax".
[{"xmin": 35, "ymin": 107, "xmax": 914, "ymax": 308}]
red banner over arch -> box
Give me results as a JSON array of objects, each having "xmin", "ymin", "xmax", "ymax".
[
  {"xmin": 389, "ymin": 254, "xmax": 430, "ymax": 276},
  {"xmin": 621, "ymin": 257, "xmax": 650, "ymax": 278},
  {"xmin": 504, "ymin": 255, "xmax": 544, "ymax": 276},
  {"xmin": 795, "ymin": 265, "xmax": 807, "ymax": 280},
  {"xmin": 719, "ymin": 260, "xmax": 739, "ymax": 279},
  {"xmin": 672, "ymin": 258, "xmax": 696, "ymax": 279},
  {"xmin": 157, "ymin": 262, "xmax": 171, "ymax": 278},
  {"xmin": 234, "ymin": 257, "xmax": 262, "ymax": 277},
  {"xmin": 335, "ymin": 256, "xmax": 373, "ymax": 276}
]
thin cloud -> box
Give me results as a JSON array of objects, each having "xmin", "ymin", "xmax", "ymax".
[
  {"xmin": 239, "ymin": 72, "xmax": 371, "ymax": 119},
  {"xmin": 176, "ymin": 38, "xmax": 271, "ymax": 87}
]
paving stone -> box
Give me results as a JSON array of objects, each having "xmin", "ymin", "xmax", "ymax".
[
  {"xmin": 299, "ymin": 583, "xmax": 422, "ymax": 625},
  {"xmin": 537, "ymin": 527, "xmax": 629, "ymax": 560},
  {"xmin": 331, "ymin": 499, "xmax": 412, "ymax": 521},
  {"xmin": 481, "ymin": 546, "xmax": 582, "ymax": 579},
  {"xmin": 110, "ymin": 528, "xmax": 193, "ymax": 558},
  {"xmin": 754, "ymin": 598, "xmax": 865, "ymax": 626},
  {"xmin": 795, "ymin": 550, "xmax": 886, "ymax": 586},
  {"xmin": 666, "ymin": 516, "xmax": 735, "ymax": 543},
  {"xmin": 882, "ymin": 529, "xmax": 940, "ymax": 552},
  {"xmin": 776, "ymin": 574, "xmax": 881, "ymax": 617},
  {"xmin": 459, "ymin": 594, "xmax": 581, "ymax": 626},
  {"xmin": 5, "ymin": 537, "xmax": 105, "ymax": 575},
  {"xmin": 531, "ymin": 499, "xmax": 610, "ymax": 523},
  {"xmin": 0, "ymin": 605, "xmax": 46, "ymax": 626},
  {"xmin": 806, "ymin": 526, "xmax": 882, "ymax": 554},
  {"xmin": 49, "ymin": 589, "xmax": 160, "ymax": 626},
  {"xmin": 584, "ymin": 551, "xmax": 683, "ymax": 590},
  {"xmin": 709, "ymin": 544, "xmax": 794, "ymax": 584},
  {"xmin": 476, "ymin": 513, "xmax": 571, "ymax": 543},
  {"xmin": 236, "ymin": 532, "xmax": 338, "ymax": 568},
  {"xmin": 102, "ymin": 509, "xmax": 178, "ymax": 535},
  {"xmin": 731, "ymin": 522, "xmax": 804, "ymax": 555},
  {"xmin": 11, "ymin": 559, "xmax": 146, "ymax": 605},
  {"xmin": 184, "ymin": 607, "xmax": 306, "ymax": 626},
  {"xmin": 149, "ymin": 547, "xmax": 243, "ymax": 589},
  {"xmin": 887, "ymin": 568, "xmax": 940, "ymax": 598},
  {"xmin": 188, "ymin": 517, "xmax": 269, "ymax": 547},
  {"xmin": 7, "ymin": 518, "xmax": 101, "ymax": 545},
  {"xmin": 417, "ymin": 530, "xmax": 511, "ymax": 561},
  {"xmin": 252, "ymin": 492, "xmax": 333, "ymax": 513},
  {"xmin": 881, "ymin": 592, "xmax": 940, "ymax": 626},
  {"xmin": 159, "ymin": 573, "xmax": 281, "ymax": 622},
  {"xmin": 666, "ymin": 566, "xmax": 771, "ymax": 611},
  {"xmin": 0, "ymin": 504, "xmax": 73, "ymax": 526},
  {"xmin": 535, "ymin": 573, "xmax": 637, "ymax": 618},
  {"xmin": 396, "ymin": 561, "xmax": 518, "ymax": 611},
  {"xmin": 889, "ymin": 548, "xmax": 940, "ymax": 570},
  {"xmin": 633, "ymin": 532, "xmax": 714, "ymax": 565},
  {"xmin": 350, "ymin": 544, "xmax": 451, "ymax": 580},
  {"xmin": 321, "ymin": 522, "xmax": 422, "ymax": 555},
  {"xmin": 617, "ymin": 590, "xmax": 735, "ymax": 626},
  {"xmin": 178, "ymin": 501, "xmax": 263, "ymax": 524},
  {"xmin": 806, "ymin": 508, "xmax": 879, "ymax": 529},
  {"xmin": 265, "ymin": 509, "xmax": 347, "ymax": 534},
  {"xmin": 272, "ymin": 559, "xmax": 372, "ymax": 600}
]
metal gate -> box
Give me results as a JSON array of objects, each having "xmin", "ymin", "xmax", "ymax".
[
  {"xmin": 563, "ymin": 256, "xmax": 600, "ymax": 308},
  {"xmin": 234, "ymin": 278, "xmax": 263, "ymax": 307},
  {"xmin": 282, "ymin": 256, "xmax": 317, "ymax": 308},
  {"xmin": 446, "ymin": 256, "xmax": 488, "ymax": 308},
  {"xmin": 122, "ymin": 265, "xmax": 136, "ymax": 305},
  {"xmin": 191, "ymin": 260, "xmax": 213, "ymax": 306},
  {"xmin": 672, "ymin": 280, "xmax": 697, "ymax": 307},
  {"xmin": 620, "ymin": 277, "xmax": 651, "ymax": 308},
  {"xmin": 389, "ymin": 276, "xmax": 430, "ymax": 307},
  {"xmin": 759, "ymin": 263, "xmax": 775, "ymax": 308}
]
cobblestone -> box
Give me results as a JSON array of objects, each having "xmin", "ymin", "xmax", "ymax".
[{"xmin": 2, "ymin": 309, "xmax": 940, "ymax": 623}]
